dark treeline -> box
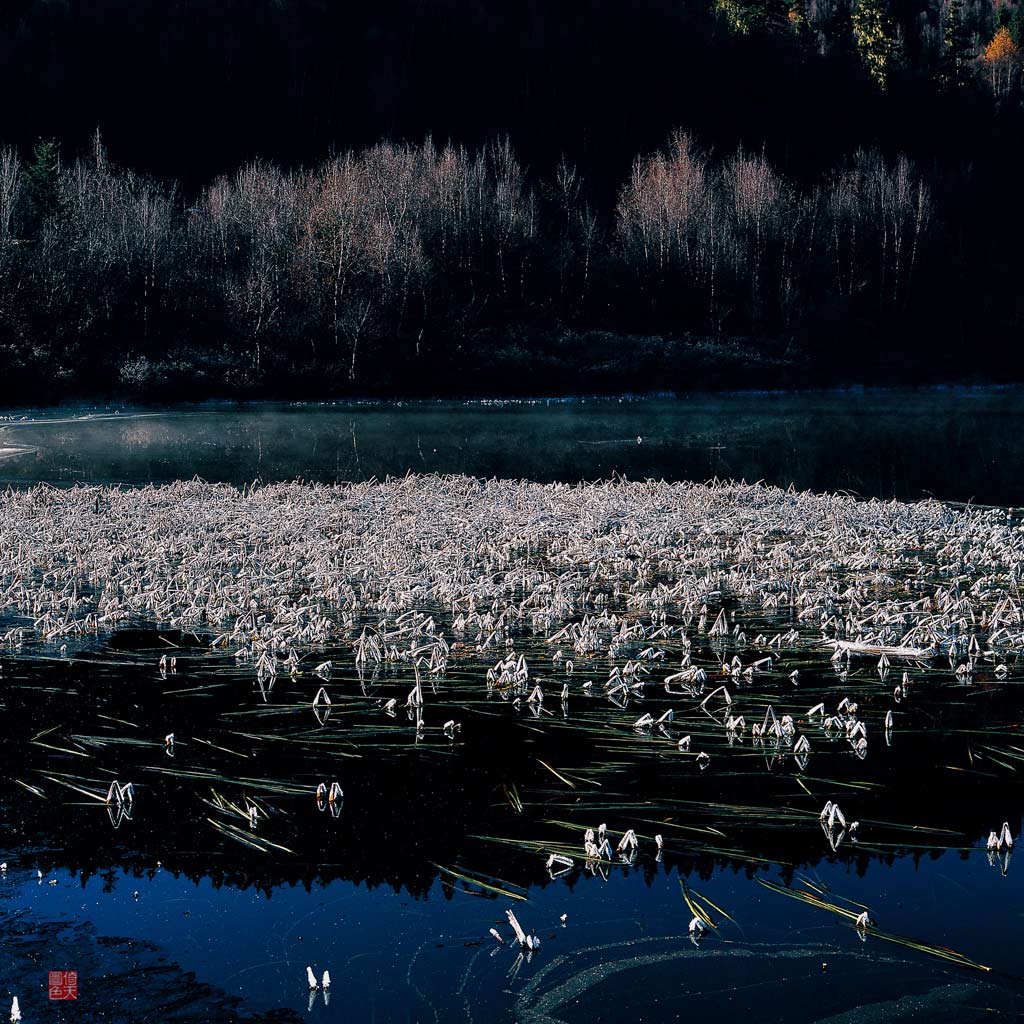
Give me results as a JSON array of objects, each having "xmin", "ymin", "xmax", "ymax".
[
  {"xmin": 0, "ymin": 133, "xmax": 949, "ymax": 397},
  {"xmin": 2, "ymin": 0, "xmax": 1024, "ymax": 397}
]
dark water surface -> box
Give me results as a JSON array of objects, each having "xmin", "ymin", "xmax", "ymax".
[
  {"xmin": 5, "ymin": 624, "xmax": 1024, "ymax": 1024},
  {"xmin": 2, "ymin": 391, "xmax": 1024, "ymax": 1022},
  {"xmin": 0, "ymin": 387, "xmax": 1022, "ymax": 504}
]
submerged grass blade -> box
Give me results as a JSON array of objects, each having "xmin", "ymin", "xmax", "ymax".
[
  {"xmin": 537, "ymin": 759, "xmax": 577, "ymax": 790},
  {"xmin": 14, "ymin": 779, "xmax": 45, "ymax": 798},
  {"xmin": 757, "ymin": 878, "xmax": 991, "ymax": 972},
  {"xmin": 681, "ymin": 881, "xmax": 735, "ymax": 930},
  {"xmin": 432, "ymin": 863, "xmax": 528, "ymax": 901}
]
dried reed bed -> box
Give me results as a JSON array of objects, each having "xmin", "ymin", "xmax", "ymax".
[{"xmin": 0, "ymin": 476, "xmax": 1019, "ymax": 669}]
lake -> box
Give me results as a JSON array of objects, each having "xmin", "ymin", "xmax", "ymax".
[
  {"xmin": 0, "ymin": 386, "xmax": 1022, "ymax": 504},
  {"xmin": 1, "ymin": 390, "xmax": 1023, "ymax": 1024}
]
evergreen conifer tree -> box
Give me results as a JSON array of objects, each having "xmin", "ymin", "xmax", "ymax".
[
  {"xmin": 942, "ymin": 0, "xmax": 974, "ymax": 87},
  {"xmin": 20, "ymin": 139, "xmax": 60, "ymax": 238}
]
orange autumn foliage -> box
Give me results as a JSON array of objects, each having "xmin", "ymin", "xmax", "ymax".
[{"xmin": 984, "ymin": 25, "xmax": 1020, "ymax": 63}]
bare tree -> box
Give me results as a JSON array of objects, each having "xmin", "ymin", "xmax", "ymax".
[
  {"xmin": 724, "ymin": 148, "xmax": 788, "ymax": 318},
  {"xmin": 616, "ymin": 131, "xmax": 710, "ymax": 290},
  {"xmin": 0, "ymin": 146, "xmax": 20, "ymax": 242},
  {"xmin": 826, "ymin": 150, "xmax": 930, "ymax": 308}
]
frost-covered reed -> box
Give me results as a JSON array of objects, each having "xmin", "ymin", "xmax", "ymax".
[{"xmin": 0, "ymin": 476, "xmax": 1021, "ymax": 677}]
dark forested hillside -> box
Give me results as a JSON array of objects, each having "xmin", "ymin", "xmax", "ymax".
[
  {"xmin": 5, "ymin": 0, "xmax": 1020, "ymax": 189},
  {"xmin": 1, "ymin": 0, "xmax": 1024, "ymax": 399}
]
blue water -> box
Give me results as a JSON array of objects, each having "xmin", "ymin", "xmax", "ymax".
[{"xmin": 6, "ymin": 848, "xmax": 1020, "ymax": 1022}]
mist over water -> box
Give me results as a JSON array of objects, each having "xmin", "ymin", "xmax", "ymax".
[{"xmin": 0, "ymin": 386, "xmax": 1021, "ymax": 504}]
